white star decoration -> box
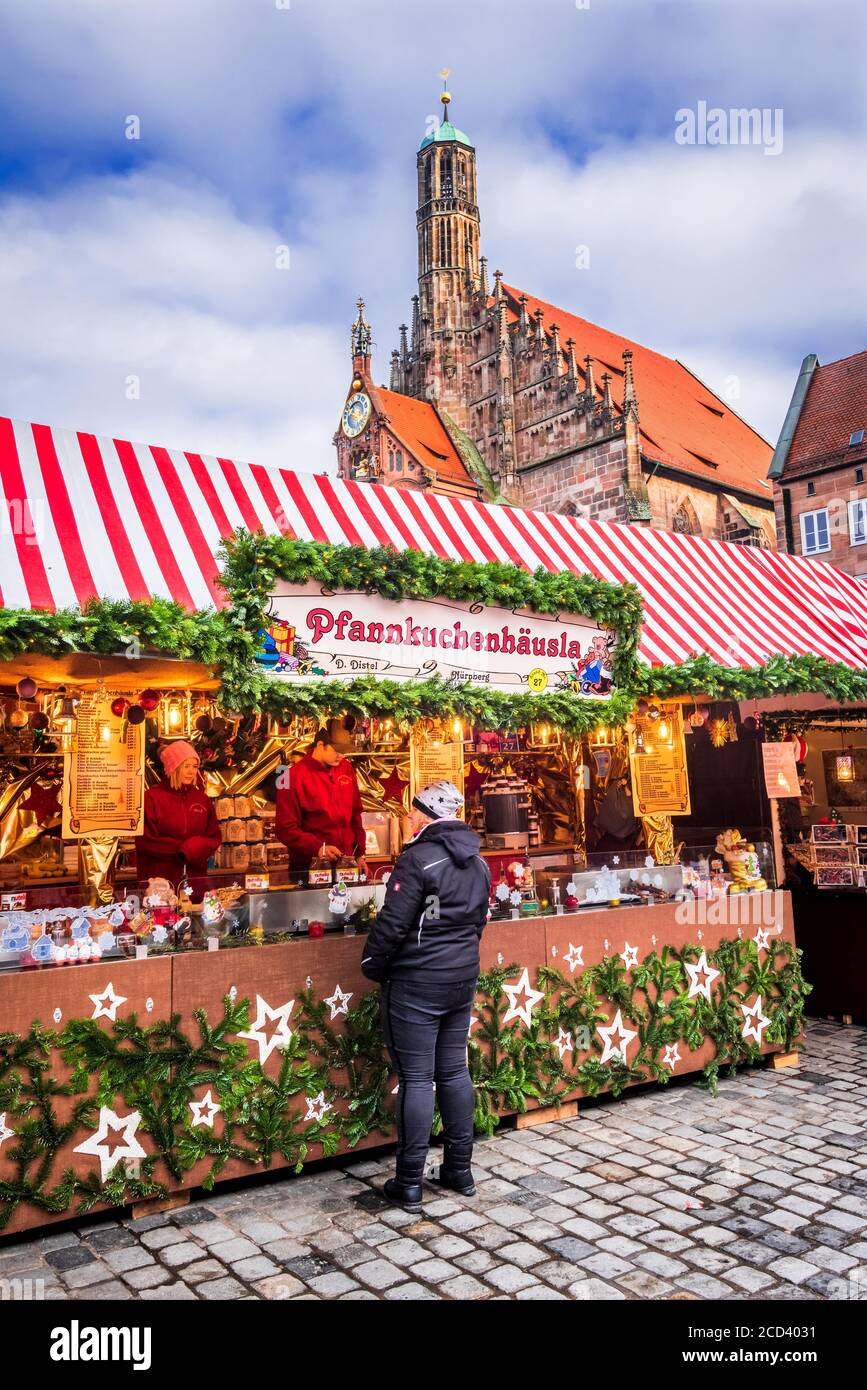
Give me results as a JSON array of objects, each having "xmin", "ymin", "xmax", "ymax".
[
  {"xmin": 753, "ymin": 927, "xmax": 771, "ymax": 952},
  {"xmin": 662, "ymin": 1044, "xmax": 681, "ymax": 1072},
  {"xmin": 563, "ymin": 942, "xmax": 584, "ymax": 974},
  {"xmin": 304, "ymin": 1091, "xmax": 332, "ymax": 1124},
  {"xmin": 501, "ymin": 968, "xmax": 545, "ymax": 1028},
  {"xmin": 684, "ymin": 951, "xmax": 720, "ymax": 1002},
  {"xmin": 0, "ymin": 1113, "xmax": 14, "ymax": 1147},
  {"xmin": 72, "ymin": 1106, "xmax": 147, "ymax": 1182},
  {"xmin": 189, "ymin": 1090, "xmax": 221, "ymax": 1129},
  {"xmin": 741, "ymin": 996, "xmax": 770, "ymax": 1045},
  {"xmin": 597, "ymin": 1010, "xmax": 637, "ymax": 1064},
  {"xmin": 620, "ymin": 942, "xmax": 639, "ymax": 970},
  {"xmin": 237, "ymin": 994, "xmax": 295, "ymax": 1064},
  {"xmin": 552, "ymin": 1027, "xmax": 574, "ymax": 1060},
  {"xmin": 324, "ymin": 984, "xmax": 353, "ymax": 1020},
  {"xmin": 88, "ymin": 982, "xmax": 127, "ymax": 1022}
]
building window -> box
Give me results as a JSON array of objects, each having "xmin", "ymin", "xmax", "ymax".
[
  {"xmin": 440, "ymin": 151, "xmax": 453, "ymax": 197},
  {"xmin": 394, "ymin": 450, "xmax": 403, "ymax": 472},
  {"xmin": 806, "ymin": 480, "xmax": 815, "ymax": 496},
  {"xmin": 849, "ymin": 499, "xmax": 867, "ymax": 546},
  {"xmin": 423, "ymin": 156, "xmax": 433, "ymax": 203},
  {"xmin": 673, "ymin": 500, "xmax": 700, "ymax": 535},
  {"xmin": 800, "ymin": 508, "xmax": 831, "ymax": 555},
  {"xmin": 856, "ymin": 467, "xmax": 864, "ymax": 484}
]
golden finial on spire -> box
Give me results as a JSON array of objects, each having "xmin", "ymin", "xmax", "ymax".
[{"xmin": 439, "ymin": 68, "xmax": 451, "ymax": 115}]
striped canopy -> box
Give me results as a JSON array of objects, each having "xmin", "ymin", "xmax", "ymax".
[{"xmin": 2, "ymin": 414, "xmax": 867, "ymax": 672}]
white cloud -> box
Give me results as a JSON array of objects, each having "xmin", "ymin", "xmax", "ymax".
[
  {"xmin": 0, "ymin": 0, "xmax": 863, "ymax": 465},
  {"xmin": 0, "ymin": 171, "xmax": 347, "ymax": 469}
]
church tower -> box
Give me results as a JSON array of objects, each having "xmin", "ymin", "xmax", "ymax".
[{"xmin": 399, "ymin": 75, "xmax": 481, "ymax": 428}]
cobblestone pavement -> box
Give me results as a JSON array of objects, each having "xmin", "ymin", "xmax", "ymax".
[{"xmin": 3, "ymin": 1020, "xmax": 866, "ymax": 1302}]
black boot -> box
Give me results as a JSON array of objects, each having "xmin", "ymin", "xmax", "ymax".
[
  {"xmin": 432, "ymin": 1165, "xmax": 475, "ymax": 1196},
  {"xmin": 383, "ymin": 1176, "xmax": 423, "ymax": 1213}
]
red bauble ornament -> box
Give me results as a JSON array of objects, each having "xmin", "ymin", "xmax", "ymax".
[
  {"xmin": 16, "ymin": 677, "xmax": 38, "ymax": 700},
  {"xmin": 636, "ymin": 699, "xmax": 649, "ymax": 717},
  {"xmin": 139, "ymin": 689, "xmax": 160, "ymax": 713},
  {"xmin": 31, "ymin": 712, "xmax": 50, "ymax": 730},
  {"xmin": 127, "ymin": 705, "xmax": 146, "ymax": 726},
  {"xmin": 111, "ymin": 696, "xmax": 128, "ymax": 717},
  {"xmin": 785, "ymin": 732, "xmax": 808, "ymax": 763},
  {"xmin": 195, "ymin": 714, "xmax": 213, "ymax": 733}
]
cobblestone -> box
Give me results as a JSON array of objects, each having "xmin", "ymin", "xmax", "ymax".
[{"xmin": 6, "ymin": 1019, "xmax": 865, "ymax": 1303}]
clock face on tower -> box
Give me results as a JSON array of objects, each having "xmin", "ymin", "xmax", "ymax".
[{"xmin": 342, "ymin": 392, "xmax": 372, "ymax": 438}]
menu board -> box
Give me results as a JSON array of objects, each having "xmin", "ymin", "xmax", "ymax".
[
  {"xmin": 411, "ymin": 739, "xmax": 465, "ymax": 806},
  {"xmin": 629, "ymin": 706, "xmax": 691, "ymax": 816},
  {"xmin": 762, "ymin": 742, "xmax": 800, "ymax": 799},
  {"xmin": 62, "ymin": 698, "xmax": 145, "ymax": 838}
]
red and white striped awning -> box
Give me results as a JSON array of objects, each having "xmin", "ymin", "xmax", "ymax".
[{"xmin": 3, "ymin": 413, "xmax": 867, "ymax": 673}]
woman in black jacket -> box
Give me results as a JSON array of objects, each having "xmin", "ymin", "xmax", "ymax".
[{"xmin": 361, "ymin": 781, "xmax": 490, "ymax": 1212}]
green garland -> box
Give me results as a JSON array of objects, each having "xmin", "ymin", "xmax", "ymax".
[
  {"xmin": 763, "ymin": 706, "xmax": 867, "ymax": 737},
  {"xmin": 0, "ymin": 534, "xmax": 865, "ymax": 730},
  {"xmin": 213, "ymin": 535, "xmax": 642, "ymax": 733},
  {"xmin": 0, "ymin": 598, "xmax": 222, "ymax": 667},
  {"xmin": 640, "ymin": 653, "xmax": 867, "ymax": 705},
  {"xmin": 0, "ymin": 936, "xmax": 807, "ymax": 1229}
]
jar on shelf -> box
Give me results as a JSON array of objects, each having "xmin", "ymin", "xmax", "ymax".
[
  {"xmin": 335, "ymin": 855, "xmax": 361, "ymax": 885},
  {"xmin": 308, "ymin": 855, "xmax": 333, "ymax": 886}
]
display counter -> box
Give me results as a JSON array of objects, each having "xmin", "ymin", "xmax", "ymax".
[{"xmin": 0, "ymin": 890, "xmax": 804, "ymax": 1238}]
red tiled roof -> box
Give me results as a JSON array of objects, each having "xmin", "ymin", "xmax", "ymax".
[
  {"xmin": 787, "ymin": 350, "xmax": 867, "ymax": 467},
  {"xmin": 502, "ymin": 284, "xmax": 774, "ymax": 502},
  {"xmin": 372, "ymin": 386, "xmax": 471, "ymax": 483}
]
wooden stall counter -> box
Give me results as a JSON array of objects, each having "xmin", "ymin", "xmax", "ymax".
[{"xmin": 0, "ymin": 892, "xmax": 805, "ymax": 1238}]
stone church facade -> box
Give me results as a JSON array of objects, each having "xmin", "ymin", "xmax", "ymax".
[{"xmin": 335, "ymin": 92, "xmax": 775, "ymax": 545}]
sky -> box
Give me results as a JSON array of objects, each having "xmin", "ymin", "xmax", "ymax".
[{"xmin": 0, "ymin": 0, "xmax": 865, "ymax": 473}]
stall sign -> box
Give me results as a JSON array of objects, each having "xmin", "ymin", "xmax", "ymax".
[
  {"xmin": 761, "ymin": 742, "xmax": 800, "ymax": 799},
  {"xmin": 628, "ymin": 705, "xmax": 691, "ymax": 816},
  {"xmin": 62, "ymin": 697, "xmax": 145, "ymax": 838},
  {"xmin": 263, "ymin": 583, "xmax": 616, "ymax": 697}
]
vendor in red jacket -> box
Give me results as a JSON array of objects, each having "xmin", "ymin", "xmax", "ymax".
[
  {"xmin": 275, "ymin": 728, "xmax": 368, "ymax": 875},
  {"xmin": 136, "ymin": 740, "xmax": 221, "ymax": 887}
]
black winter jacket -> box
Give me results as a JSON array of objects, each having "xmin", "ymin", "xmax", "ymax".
[{"xmin": 360, "ymin": 820, "xmax": 490, "ymax": 983}]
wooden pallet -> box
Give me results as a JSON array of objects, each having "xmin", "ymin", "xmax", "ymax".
[
  {"xmin": 516, "ymin": 1101, "xmax": 578, "ymax": 1129},
  {"xmin": 130, "ymin": 1191, "xmax": 190, "ymax": 1220},
  {"xmin": 768, "ymin": 1051, "xmax": 800, "ymax": 1070}
]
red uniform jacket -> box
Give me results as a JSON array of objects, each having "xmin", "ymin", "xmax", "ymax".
[
  {"xmin": 136, "ymin": 779, "xmax": 222, "ymax": 885},
  {"xmin": 275, "ymin": 752, "xmax": 364, "ymax": 868}
]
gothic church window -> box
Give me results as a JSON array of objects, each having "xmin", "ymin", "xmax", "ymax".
[
  {"xmin": 672, "ymin": 500, "xmax": 700, "ymax": 535},
  {"xmin": 423, "ymin": 156, "xmax": 433, "ymax": 203}
]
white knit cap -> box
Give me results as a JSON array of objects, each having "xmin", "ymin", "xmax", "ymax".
[{"xmin": 412, "ymin": 780, "xmax": 465, "ymax": 820}]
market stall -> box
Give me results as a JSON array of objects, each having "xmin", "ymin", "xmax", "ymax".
[
  {"xmin": 4, "ymin": 414, "xmax": 867, "ymax": 1234},
  {"xmin": 753, "ymin": 696, "xmax": 867, "ymax": 1021}
]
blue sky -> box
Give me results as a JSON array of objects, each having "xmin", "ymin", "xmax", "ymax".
[{"xmin": 0, "ymin": 0, "xmax": 864, "ymax": 471}]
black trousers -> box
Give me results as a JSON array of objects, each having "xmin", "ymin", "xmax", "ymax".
[{"xmin": 380, "ymin": 975, "xmax": 477, "ymax": 1184}]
